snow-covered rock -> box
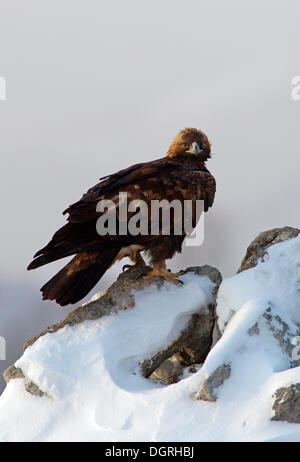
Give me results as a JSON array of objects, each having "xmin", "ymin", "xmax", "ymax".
[
  {"xmin": 2, "ymin": 227, "xmax": 300, "ymax": 442},
  {"xmin": 204, "ymin": 227, "xmax": 300, "ymax": 429},
  {"xmin": 217, "ymin": 226, "xmax": 300, "ymax": 333},
  {"xmin": 0, "ymin": 264, "xmax": 221, "ymax": 442}
]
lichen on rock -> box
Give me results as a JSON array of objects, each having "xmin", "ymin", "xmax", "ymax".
[
  {"xmin": 196, "ymin": 363, "xmax": 231, "ymax": 402},
  {"xmin": 272, "ymin": 383, "xmax": 300, "ymax": 423}
]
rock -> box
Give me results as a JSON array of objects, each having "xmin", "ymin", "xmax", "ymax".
[
  {"xmin": 272, "ymin": 383, "xmax": 300, "ymax": 423},
  {"xmin": 3, "ymin": 365, "xmax": 48, "ymax": 398},
  {"xmin": 3, "ymin": 365, "xmax": 25, "ymax": 382},
  {"xmin": 6, "ymin": 263, "xmax": 222, "ymax": 390},
  {"xmin": 198, "ymin": 298, "xmax": 300, "ymax": 404},
  {"xmin": 150, "ymin": 357, "xmax": 183, "ymax": 384},
  {"xmin": 250, "ymin": 305, "xmax": 300, "ymax": 367},
  {"xmin": 196, "ymin": 298, "xmax": 300, "ymax": 404},
  {"xmin": 261, "ymin": 308, "xmax": 300, "ymax": 367},
  {"xmin": 196, "ymin": 302, "xmax": 300, "ymax": 404},
  {"xmin": 4, "ymin": 227, "xmax": 300, "ymax": 441},
  {"xmin": 206, "ymin": 227, "xmax": 300, "ymax": 416},
  {"xmin": 217, "ymin": 226, "xmax": 300, "ymax": 334},
  {"xmin": 196, "ymin": 363, "xmax": 231, "ymax": 402},
  {"xmin": 23, "ymin": 264, "xmax": 153, "ymax": 351},
  {"xmin": 238, "ymin": 226, "xmax": 300, "ymax": 273},
  {"xmin": 141, "ymin": 265, "xmax": 222, "ymax": 381}
]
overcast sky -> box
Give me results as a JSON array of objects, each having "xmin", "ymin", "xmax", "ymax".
[{"xmin": 0, "ymin": 0, "xmax": 300, "ymax": 390}]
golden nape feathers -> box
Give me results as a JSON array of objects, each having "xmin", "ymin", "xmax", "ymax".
[{"xmin": 166, "ymin": 128, "xmax": 211, "ymax": 160}]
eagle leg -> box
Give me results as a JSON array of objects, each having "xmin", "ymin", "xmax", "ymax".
[
  {"xmin": 122, "ymin": 248, "xmax": 147, "ymax": 272},
  {"xmin": 143, "ymin": 261, "xmax": 183, "ymax": 285}
]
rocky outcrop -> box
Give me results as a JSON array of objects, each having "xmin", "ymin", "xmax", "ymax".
[
  {"xmin": 3, "ymin": 226, "xmax": 300, "ymax": 441},
  {"xmin": 197, "ymin": 226, "xmax": 300, "ymax": 429},
  {"xmin": 238, "ymin": 226, "xmax": 300, "ymax": 273},
  {"xmin": 5, "ymin": 263, "xmax": 222, "ymax": 389},
  {"xmin": 142, "ymin": 265, "xmax": 222, "ymax": 382}
]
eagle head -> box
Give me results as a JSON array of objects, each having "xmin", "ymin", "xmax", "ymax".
[{"xmin": 166, "ymin": 128, "xmax": 211, "ymax": 161}]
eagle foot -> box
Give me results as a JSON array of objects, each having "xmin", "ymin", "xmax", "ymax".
[{"xmin": 143, "ymin": 269, "xmax": 183, "ymax": 285}]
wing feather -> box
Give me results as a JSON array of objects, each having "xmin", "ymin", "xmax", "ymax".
[{"xmin": 28, "ymin": 155, "xmax": 216, "ymax": 270}]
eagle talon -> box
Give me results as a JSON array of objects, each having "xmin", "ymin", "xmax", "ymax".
[
  {"xmin": 143, "ymin": 269, "xmax": 184, "ymax": 285},
  {"xmin": 137, "ymin": 271, "xmax": 149, "ymax": 279}
]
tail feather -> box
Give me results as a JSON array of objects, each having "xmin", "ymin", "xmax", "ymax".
[
  {"xmin": 41, "ymin": 249, "xmax": 119, "ymax": 306},
  {"xmin": 28, "ymin": 249, "xmax": 79, "ymax": 270},
  {"xmin": 28, "ymin": 222, "xmax": 98, "ymax": 270}
]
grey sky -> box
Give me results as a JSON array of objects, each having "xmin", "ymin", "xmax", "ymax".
[{"xmin": 0, "ymin": 0, "xmax": 300, "ymax": 390}]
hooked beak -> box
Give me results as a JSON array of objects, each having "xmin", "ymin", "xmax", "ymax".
[{"xmin": 186, "ymin": 141, "xmax": 201, "ymax": 154}]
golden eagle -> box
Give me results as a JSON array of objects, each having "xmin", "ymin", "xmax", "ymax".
[{"xmin": 28, "ymin": 128, "xmax": 216, "ymax": 306}]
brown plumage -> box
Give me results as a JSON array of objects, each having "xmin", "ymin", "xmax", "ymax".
[{"xmin": 28, "ymin": 128, "xmax": 216, "ymax": 306}]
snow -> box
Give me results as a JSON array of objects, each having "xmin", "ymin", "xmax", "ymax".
[
  {"xmin": 217, "ymin": 235, "xmax": 300, "ymax": 333},
  {"xmin": 1, "ymin": 236, "xmax": 300, "ymax": 441}
]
